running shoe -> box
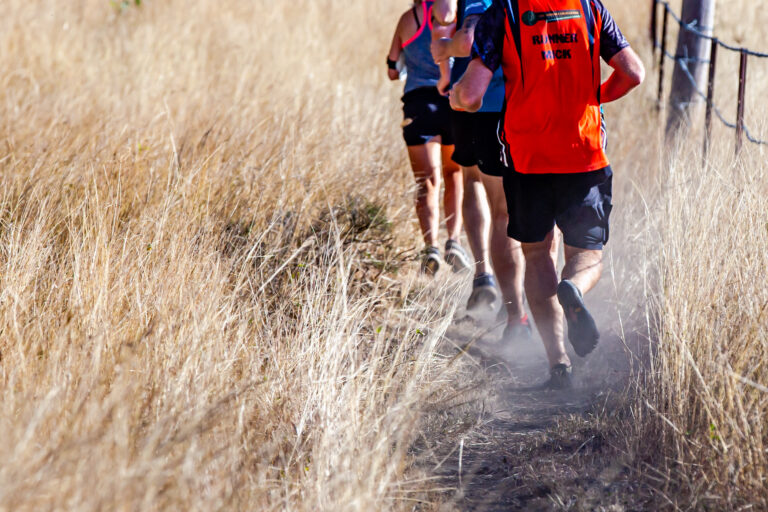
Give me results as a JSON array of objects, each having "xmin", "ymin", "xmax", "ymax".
[
  {"xmin": 556, "ymin": 279, "xmax": 599, "ymax": 357},
  {"xmin": 496, "ymin": 305, "xmax": 508, "ymax": 324},
  {"xmin": 540, "ymin": 363, "xmax": 573, "ymax": 390},
  {"xmin": 443, "ymin": 239, "xmax": 472, "ymax": 273},
  {"xmin": 466, "ymin": 272, "xmax": 499, "ymax": 311},
  {"xmin": 420, "ymin": 246, "xmax": 441, "ymax": 276},
  {"xmin": 502, "ymin": 314, "xmax": 533, "ymax": 344}
]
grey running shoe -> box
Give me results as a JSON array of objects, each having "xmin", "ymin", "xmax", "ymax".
[
  {"xmin": 420, "ymin": 246, "xmax": 441, "ymax": 276},
  {"xmin": 557, "ymin": 279, "xmax": 599, "ymax": 357},
  {"xmin": 502, "ymin": 315, "xmax": 533, "ymax": 344},
  {"xmin": 443, "ymin": 239, "xmax": 472, "ymax": 273},
  {"xmin": 466, "ymin": 273, "xmax": 499, "ymax": 311},
  {"xmin": 541, "ymin": 363, "xmax": 573, "ymax": 390}
]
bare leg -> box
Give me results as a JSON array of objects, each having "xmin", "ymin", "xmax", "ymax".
[
  {"xmin": 562, "ymin": 246, "xmax": 603, "ymax": 295},
  {"xmin": 406, "ymin": 141, "xmax": 443, "ymax": 248},
  {"xmin": 521, "ymin": 230, "xmax": 570, "ymax": 368},
  {"xmin": 440, "ymin": 145, "xmax": 463, "ymax": 242},
  {"xmin": 482, "ymin": 174, "xmax": 525, "ymax": 323},
  {"xmin": 556, "ymin": 244, "xmax": 603, "ymax": 357},
  {"xmin": 461, "ymin": 165, "xmax": 491, "ymax": 276}
]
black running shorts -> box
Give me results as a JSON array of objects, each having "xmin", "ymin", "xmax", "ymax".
[
  {"xmin": 450, "ymin": 111, "xmax": 506, "ymax": 176},
  {"xmin": 502, "ymin": 167, "xmax": 613, "ymax": 250},
  {"xmin": 401, "ymin": 87, "xmax": 454, "ymax": 147}
]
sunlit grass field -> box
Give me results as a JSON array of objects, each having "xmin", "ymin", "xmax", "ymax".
[{"xmin": 0, "ymin": 0, "xmax": 765, "ymax": 509}]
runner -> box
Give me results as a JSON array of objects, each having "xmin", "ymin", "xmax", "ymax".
[
  {"xmin": 450, "ymin": 0, "xmax": 644, "ymax": 388},
  {"xmin": 432, "ymin": 0, "xmax": 529, "ymax": 340},
  {"xmin": 387, "ymin": 0, "xmax": 471, "ymax": 275}
]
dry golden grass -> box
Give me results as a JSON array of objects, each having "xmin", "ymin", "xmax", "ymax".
[
  {"xmin": 0, "ymin": 1, "xmax": 461, "ymax": 509},
  {"xmin": 614, "ymin": 2, "xmax": 768, "ymax": 509},
  {"xmin": 0, "ymin": 0, "xmax": 766, "ymax": 510},
  {"xmin": 646, "ymin": 148, "xmax": 768, "ymax": 509}
]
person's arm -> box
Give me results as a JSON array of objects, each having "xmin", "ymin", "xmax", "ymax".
[
  {"xmin": 592, "ymin": 0, "xmax": 644, "ymax": 102},
  {"xmin": 600, "ymin": 47, "xmax": 645, "ymax": 103},
  {"xmin": 450, "ymin": 58, "xmax": 493, "ymax": 111},
  {"xmin": 432, "ymin": 21, "xmax": 456, "ymax": 95},
  {"xmin": 432, "ymin": 14, "xmax": 481, "ymax": 63},
  {"xmin": 386, "ymin": 14, "xmax": 407, "ymax": 81},
  {"xmin": 451, "ymin": 1, "xmax": 505, "ymax": 110},
  {"xmin": 432, "ymin": 0, "xmax": 457, "ymax": 26}
]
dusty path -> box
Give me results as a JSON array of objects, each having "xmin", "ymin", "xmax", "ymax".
[{"xmin": 418, "ymin": 280, "xmax": 655, "ymax": 511}]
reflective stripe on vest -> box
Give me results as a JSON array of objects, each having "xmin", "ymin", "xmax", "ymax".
[{"xmin": 499, "ymin": 0, "xmax": 609, "ymax": 174}]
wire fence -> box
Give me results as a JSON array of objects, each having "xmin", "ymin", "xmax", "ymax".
[{"xmin": 650, "ymin": 0, "xmax": 768, "ymax": 157}]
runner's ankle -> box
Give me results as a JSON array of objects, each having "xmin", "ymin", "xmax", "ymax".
[{"xmin": 507, "ymin": 313, "xmax": 529, "ymax": 327}]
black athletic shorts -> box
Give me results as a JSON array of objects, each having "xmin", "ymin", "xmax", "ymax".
[
  {"xmin": 401, "ymin": 87, "xmax": 454, "ymax": 147},
  {"xmin": 450, "ymin": 111, "xmax": 506, "ymax": 176},
  {"xmin": 502, "ymin": 167, "xmax": 613, "ymax": 250}
]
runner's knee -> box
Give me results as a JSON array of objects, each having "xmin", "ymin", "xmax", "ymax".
[
  {"xmin": 522, "ymin": 242, "xmax": 549, "ymax": 262},
  {"xmin": 414, "ymin": 172, "xmax": 439, "ymax": 199},
  {"xmin": 521, "ymin": 231, "xmax": 557, "ymax": 261}
]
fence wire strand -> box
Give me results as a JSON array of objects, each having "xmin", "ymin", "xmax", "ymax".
[
  {"xmin": 653, "ymin": 0, "xmax": 768, "ymax": 147},
  {"xmin": 660, "ymin": 2, "xmax": 768, "ymax": 59},
  {"xmin": 671, "ymin": 52, "xmax": 767, "ymax": 146}
]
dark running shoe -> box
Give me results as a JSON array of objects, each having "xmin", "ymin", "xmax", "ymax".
[
  {"xmin": 421, "ymin": 246, "xmax": 441, "ymax": 276},
  {"xmin": 502, "ymin": 314, "xmax": 533, "ymax": 344},
  {"xmin": 541, "ymin": 364, "xmax": 573, "ymax": 390},
  {"xmin": 444, "ymin": 239, "xmax": 472, "ymax": 273},
  {"xmin": 466, "ymin": 272, "xmax": 499, "ymax": 311},
  {"xmin": 557, "ymin": 279, "xmax": 599, "ymax": 357}
]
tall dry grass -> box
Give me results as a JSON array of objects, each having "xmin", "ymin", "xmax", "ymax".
[
  {"xmin": 612, "ymin": 1, "xmax": 768, "ymax": 508},
  {"xmin": 644, "ymin": 147, "xmax": 768, "ymax": 509},
  {"xmin": 0, "ymin": 0, "xmax": 766, "ymax": 509},
  {"xmin": 0, "ymin": 0, "xmax": 469, "ymax": 509}
]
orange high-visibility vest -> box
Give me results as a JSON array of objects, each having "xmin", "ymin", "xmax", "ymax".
[{"xmin": 499, "ymin": 0, "xmax": 608, "ymax": 174}]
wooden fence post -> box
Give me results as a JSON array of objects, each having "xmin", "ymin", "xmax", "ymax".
[
  {"xmin": 735, "ymin": 50, "xmax": 748, "ymax": 156},
  {"xmin": 650, "ymin": 0, "xmax": 658, "ymax": 55},
  {"xmin": 666, "ymin": 0, "xmax": 717, "ymax": 138},
  {"xmin": 702, "ymin": 38, "xmax": 718, "ymax": 161},
  {"xmin": 657, "ymin": 4, "xmax": 669, "ymax": 106}
]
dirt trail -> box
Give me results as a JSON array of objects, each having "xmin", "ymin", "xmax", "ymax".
[{"xmin": 420, "ymin": 279, "xmax": 655, "ymax": 511}]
